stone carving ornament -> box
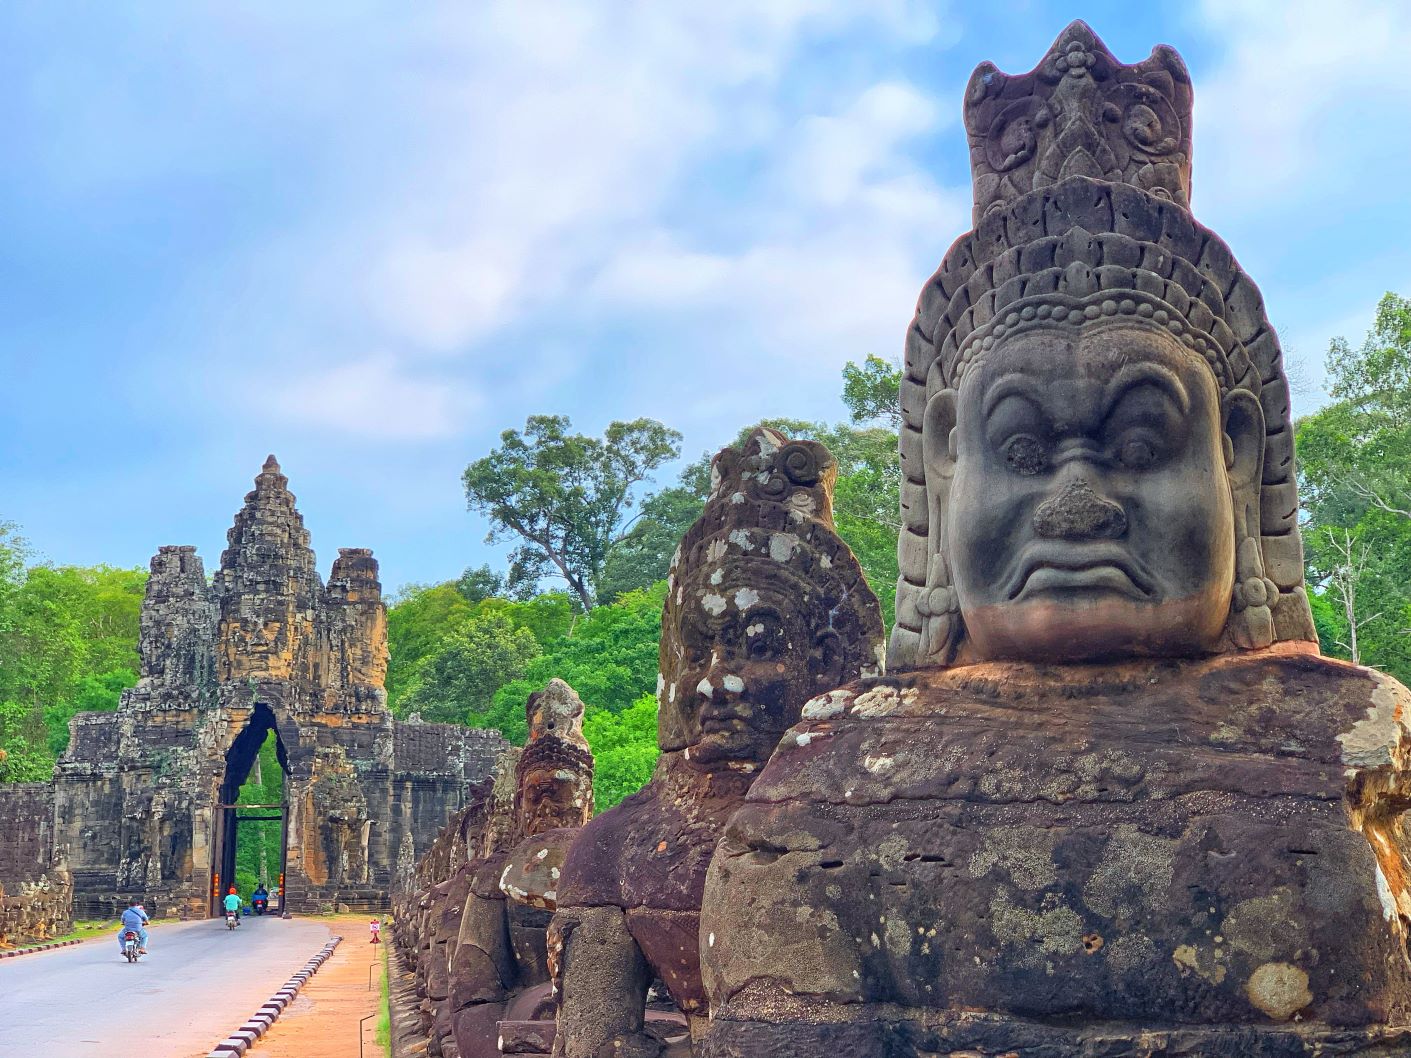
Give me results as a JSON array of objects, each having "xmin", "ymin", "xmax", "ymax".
[
  {"xmin": 697, "ymin": 23, "xmax": 1411, "ymax": 1058},
  {"xmin": 550, "ymin": 428, "xmax": 884, "ymax": 1057}
]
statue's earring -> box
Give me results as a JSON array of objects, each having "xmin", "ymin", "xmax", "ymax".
[
  {"xmin": 916, "ymin": 552, "xmax": 961, "ymax": 663},
  {"xmin": 1229, "ymin": 530, "xmax": 1277, "ymax": 650},
  {"xmin": 1219, "ymin": 391, "xmax": 1274, "ymax": 651}
]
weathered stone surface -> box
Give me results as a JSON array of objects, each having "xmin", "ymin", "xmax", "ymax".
[
  {"xmin": 49, "ymin": 456, "xmax": 507, "ymax": 919},
  {"xmin": 449, "ymin": 681, "xmax": 595, "ymax": 1058},
  {"xmin": 0, "ymin": 782, "xmax": 72, "ymax": 947},
  {"xmin": 552, "ymin": 429, "xmax": 884, "ymax": 1056},
  {"xmin": 700, "ymin": 652, "xmax": 1411, "ymax": 1053},
  {"xmin": 697, "ymin": 21, "xmax": 1411, "ymax": 1058}
]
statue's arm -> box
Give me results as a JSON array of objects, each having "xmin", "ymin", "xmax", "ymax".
[{"xmin": 551, "ymin": 904, "xmax": 656, "ymax": 1058}]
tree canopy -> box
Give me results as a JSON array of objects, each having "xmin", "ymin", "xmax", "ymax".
[
  {"xmin": 1297, "ymin": 292, "xmax": 1411, "ymax": 679},
  {"xmin": 463, "ymin": 415, "xmax": 681, "ymax": 611}
]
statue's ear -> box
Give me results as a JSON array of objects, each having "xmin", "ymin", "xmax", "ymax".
[
  {"xmin": 922, "ymin": 389, "xmax": 960, "ymax": 484},
  {"xmin": 811, "ymin": 629, "xmax": 845, "ymax": 690},
  {"xmin": 1221, "ymin": 390, "xmax": 1265, "ymax": 498}
]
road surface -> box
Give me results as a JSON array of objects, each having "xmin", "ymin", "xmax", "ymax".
[{"xmin": 0, "ymin": 914, "xmax": 333, "ymax": 1058}]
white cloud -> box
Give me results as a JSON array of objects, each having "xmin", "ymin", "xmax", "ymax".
[
  {"xmin": 1194, "ymin": 0, "xmax": 1411, "ymax": 213},
  {"xmin": 264, "ymin": 356, "xmax": 479, "ymax": 441}
]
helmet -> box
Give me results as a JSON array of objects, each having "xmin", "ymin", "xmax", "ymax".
[{"xmin": 229, "ymin": 887, "xmax": 237, "ymax": 894}]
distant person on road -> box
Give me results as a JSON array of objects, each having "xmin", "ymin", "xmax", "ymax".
[
  {"xmin": 251, "ymin": 883, "xmax": 269, "ymax": 914},
  {"xmin": 117, "ymin": 897, "xmax": 149, "ymax": 955},
  {"xmin": 223, "ymin": 886, "xmax": 242, "ymax": 923}
]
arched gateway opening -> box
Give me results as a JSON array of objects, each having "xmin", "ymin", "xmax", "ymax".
[{"xmin": 212, "ymin": 704, "xmax": 291, "ymax": 916}]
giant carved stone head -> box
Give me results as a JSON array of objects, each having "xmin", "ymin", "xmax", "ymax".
[
  {"xmin": 659, "ymin": 428, "xmax": 885, "ymax": 768},
  {"xmin": 889, "ymin": 21, "xmax": 1318, "ymax": 668}
]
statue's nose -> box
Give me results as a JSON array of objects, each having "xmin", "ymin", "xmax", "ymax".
[{"xmin": 1033, "ymin": 478, "xmax": 1127, "ymax": 540}]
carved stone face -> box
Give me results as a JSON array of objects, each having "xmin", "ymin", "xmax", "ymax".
[
  {"xmin": 517, "ymin": 768, "xmax": 585, "ymax": 838},
  {"xmin": 671, "ymin": 569, "xmax": 843, "ymax": 766},
  {"xmin": 931, "ymin": 321, "xmax": 1262, "ymax": 662}
]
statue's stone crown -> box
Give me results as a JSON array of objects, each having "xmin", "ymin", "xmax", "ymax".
[{"xmin": 965, "ymin": 20, "xmax": 1192, "ymax": 225}]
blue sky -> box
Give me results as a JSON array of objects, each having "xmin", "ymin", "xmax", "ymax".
[{"xmin": 3, "ymin": 1, "xmax": 1410, "ymax": 594}]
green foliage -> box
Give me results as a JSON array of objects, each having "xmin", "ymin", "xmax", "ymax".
[
  {"xmin": 597, "ymin": 486, "xmax": 703, "ymax": 603},
  {"xmin": 842, "ymin": 354, "xmax": 902, "ymax": 429},
  {"xmin": 234, "ymin": 734, "xmax": 285, "ymax": 897},
  {"xmin": 0, "ymin": 526, "xmax": 145, "ymax": 781},
  {"xmin": 488, "ymin": 582, "xmax": 668, "ymax": 743},
  {"xmin": 385, "ymin": 583, "xmax": 476, "ymax": 706},
  {"xmin": 463, "ymin": 415, "xmax": 682, "ymax": 611},
  {"xmin": 1297, "ymin": 292, "xmax": 1411, "ymax": 682},
  {"xmin": 402, "ymin": 610, "xmax": 541, "ymax": 725},
  {"xmin": 583, "ymin": 693, "xmax": 660, "ymax": 812}
]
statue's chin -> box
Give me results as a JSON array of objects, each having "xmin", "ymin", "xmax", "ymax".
[{"xmin": 960, "ymin": 589, "xmax": 1227, "ymax": 663}]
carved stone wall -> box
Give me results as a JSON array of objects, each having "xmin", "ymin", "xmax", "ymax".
[
  {"xmin": 51, "ymin": 457, "xmax": 508, "ymax": 919},
  {"xmin": 0, "ymin": 783, "xmax": 72, "ymax": 946}
]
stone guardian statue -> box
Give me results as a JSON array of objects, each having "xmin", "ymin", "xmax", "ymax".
[{"xmin": 697, "ymin": 22, "xmax": 1411, "ymax": 1058}]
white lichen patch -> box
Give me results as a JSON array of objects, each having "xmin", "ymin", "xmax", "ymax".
[
  {"xmin": 769, "ymin": 532, "xmax": 800, "ymax": 563},
  {"xmin": 850, "ymin": 685, "xmax": 901, "ymax": 717},
  {"xmin": 733, "ymin": 587, "xmax": 760, "ymax": 609},
  {"xmin": 728, "ymin": 529, "xmax": 754, "ymax": 552},
  {"xmin": 730, "ymin": 492, "xmax": 746, "ymax": 505},
  {"xmin": 969, "ymin": 827, "xmax": 1058, "ymax": 891},
  {"xmin": 1376, "ymin": 863, "xmax": 1398, "ymax": 921},
  {"xmin": 722, "ymin": 675, "xmax": 745, "ymax": 693},
  {"xmin": 701, "ymin": 593, "xmax": 727, "ymax": 616},
  {"xmin": 1338, "ymin": 671, "xmax": 1411, "ymax": 774},
  {"xmin": 696, "ymin": 678, "xmax": 714, "ymax": 698},
  {"xmin": 862, "ymin": 753, "xmax": 895, "ymax": 775},
  {"xmin": 802, "ymin": 689, "xmax": 851, "ymax": 720},
  {"xmin": 819, "ymin": 553, "xmax": 832, "ymax": 569},
  {"xmin": 1246, "ymin": 962, "xmax": 1312, "ymax": 1020},
  {"xmin": 710, "ymin": 568, "xmax": 724, "ymax": 585},
  {"xmin": 707, "ymin": 539, "xmax": 729, "ymax": 563}
]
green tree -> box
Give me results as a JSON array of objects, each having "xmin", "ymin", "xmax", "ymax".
[
  {"xmin": 583, "ymin": 693, "xmax": 660, "ymax": 812},
  {"xmin": 596, "ymin": 486, "xmax": 704, "ymax": 602},
  {"xmin": 385, "ymin": 583, "xmax": 476, "ymax": 707},
  {"xmin": 488, "ymin": 582, "xmax": 668, "ymax": 742},
  {"xmin": 1297, "ymin": 292, "xmax": 1411, "ymax": 683},
  {"xmin": 842, "ymin": 354, "xmax": 902, "ymax": 429},
  {"xmin": 402, "ymin": 611, "xmax": 541, "ymax": 725},
  {"xmin": 463, "ymin": 416, "xmax": 682, "ymax": 611}
]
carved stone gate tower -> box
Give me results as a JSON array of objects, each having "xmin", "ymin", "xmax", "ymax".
[{"xmin": 52, "ymin": 457, "xmax": 505, "ymax": 918}]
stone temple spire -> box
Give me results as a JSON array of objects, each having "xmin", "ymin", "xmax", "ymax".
[{"xmin": 213, "ymin": 456, "xmax": 321, "ymax": 682}]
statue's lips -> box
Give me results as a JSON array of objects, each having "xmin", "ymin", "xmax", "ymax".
[{"xmin": 1006, "ymin": 548, "xmax": 1154, "ymax": 601}]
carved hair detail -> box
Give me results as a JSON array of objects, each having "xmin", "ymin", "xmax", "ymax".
[{"xmin": 890, "ymin": 22, "xmax": 1316, "ymax": 670}]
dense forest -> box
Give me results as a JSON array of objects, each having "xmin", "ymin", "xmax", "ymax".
[{"xmin": 4, "ymin": 310, "xmax": 1411, "ymax": 814}]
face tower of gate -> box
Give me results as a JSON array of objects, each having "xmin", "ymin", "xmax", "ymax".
[{"xmin": 52, "ymin": 456, "xmax": 507, "ymax": 918}]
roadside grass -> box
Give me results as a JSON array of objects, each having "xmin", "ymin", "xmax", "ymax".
[{"xmin": 376, "ymin": 939, "xmax": 391, "ymax": 1052}]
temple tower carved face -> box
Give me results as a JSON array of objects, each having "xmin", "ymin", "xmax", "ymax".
[{"xmin": 933, "ymin": 320, "xmax": 1264, "ymax": 662}]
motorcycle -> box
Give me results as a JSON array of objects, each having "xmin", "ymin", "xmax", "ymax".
[
  {"xmin": 226, "ymin": 910, "xmax": 239, "ymax": 930},
  {"xmin": 122, "ymin": 930, "xmax": 142, "ymax": 963},
  {"xmin": 252, "ymin": 896, "xmax": 268, "ymax": 916}
]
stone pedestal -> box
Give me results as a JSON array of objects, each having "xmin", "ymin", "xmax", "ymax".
[{"xmin": 699, "ymin": 649, "xmax": 1411, "ymax": 1056}]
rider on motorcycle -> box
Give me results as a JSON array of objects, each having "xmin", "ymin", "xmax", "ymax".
[
  {"xmin": 117, "ymin": 897, "xmax": 149, "ymax": 955},
  {"xmin": 223, "ymin": 886, "xmax": 242, "ymax": 924},
  {"xmin": 252, "ymin": 883, "xmax": 269, "ymax": 913}
]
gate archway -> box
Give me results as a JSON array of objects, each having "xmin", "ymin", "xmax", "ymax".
[{"xmin": 212, "ymin": 703, "xmax": 290, "ymax": 916}]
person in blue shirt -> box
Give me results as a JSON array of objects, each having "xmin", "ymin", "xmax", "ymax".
[
  {"xmin": 223, "ymin": 887, "xmax": 242, "ymax": 924},
  {"xmin": 117, "ymin": 897, "xmax": 149, "ymax": 955}
]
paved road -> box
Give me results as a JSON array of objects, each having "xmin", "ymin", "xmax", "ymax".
[{"xmin": 0, "ymin": 915, "xmax": 333, "ymax": 1058}]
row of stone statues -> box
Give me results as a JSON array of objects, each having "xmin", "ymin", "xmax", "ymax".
[{"xmin": 396, "ymin": 22, "xmax": 1411, "ymax": 1058}]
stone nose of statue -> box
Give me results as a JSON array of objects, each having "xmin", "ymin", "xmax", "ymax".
[{"xmin": 1032, "ymin": 478, "xmax": 1127, "ymax": 540}]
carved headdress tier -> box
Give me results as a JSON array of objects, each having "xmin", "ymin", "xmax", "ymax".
[
  {"xmin": 965, "ymin": 20, "xmax": 1192, "ymax": 225},
  {"xmin": 891, "ymin": 23, "xmax": 1317, "ymax": 670}
]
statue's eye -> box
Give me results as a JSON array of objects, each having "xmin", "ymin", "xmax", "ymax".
[
  {"xmin": 1117, "ymin": 436, "xmax": 1158, "ymax": 470},
  {"xmin": 1003, "ymin": 435, "xmax": 1049, "ymax": 475},
  {"xmin": 742, "ymin": 611, "xmax": 784, "ymax": 660}
]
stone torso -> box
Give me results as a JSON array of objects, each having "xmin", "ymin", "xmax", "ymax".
[
  {"xmin": 699, "ymin": 651, "xmax": 1411, "ymax": 1057},
  {"xmin": 558, "ymin": 758, "xmax": 754, "ymax": 1014}
]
